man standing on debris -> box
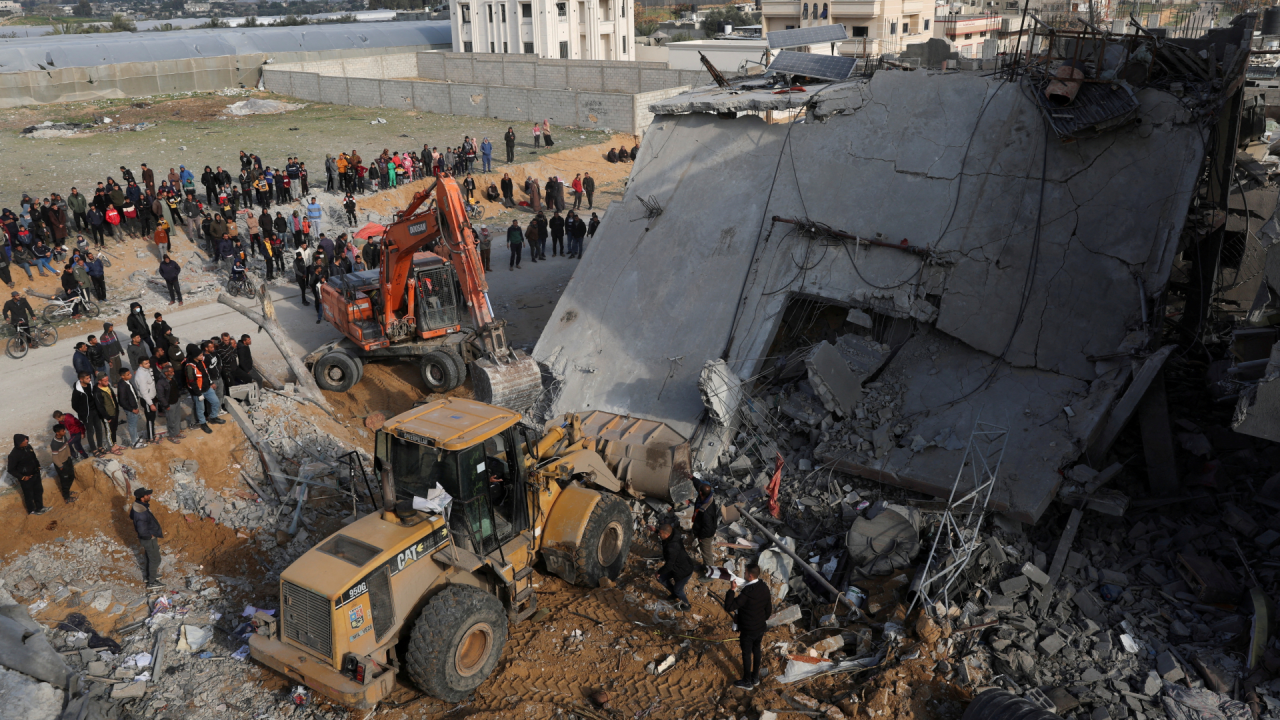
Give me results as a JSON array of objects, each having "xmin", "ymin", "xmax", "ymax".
[
  {"xmin": 9, "ymin": 434, "xmax": 47, "ymax": 515},
  {"xmin": 724, "ymin": 563, "xmax": 771, "ymax": 690},
  {"xmin": 655, "ymin": 524, "xmax": 694, "ymax": 611},
  {"xmin": 130, "ymin": 488, "xmax": 164, "ymax": 589},
  {"xmin": 50, "ymin": 424, "xmax": 77, "ymax": 504},
  {"xmin": 692, "ymin": 482, "xmax": 719, "ymax": 574}
]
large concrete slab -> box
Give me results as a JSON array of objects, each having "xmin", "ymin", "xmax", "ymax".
[{"xmin": 534, "ymin": 70, "xmax": 1203, "ymax": 521}]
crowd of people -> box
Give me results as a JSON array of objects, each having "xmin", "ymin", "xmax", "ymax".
[{"xmin": 9, "ymin": 297, "xmax": 258, "ymax": 515}]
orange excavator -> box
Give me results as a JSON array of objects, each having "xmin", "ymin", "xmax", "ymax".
[{"xmin": 304, "ymin": 176, "xmax": 541, "ymax": 410}]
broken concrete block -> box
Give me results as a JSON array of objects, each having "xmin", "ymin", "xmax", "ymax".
[
  {"xmin": 1022, "ymin": 562, "xmax": 1050, "ymax": 586},
  {"xmin": 1157, "ymin": 651, "xmax": 1184, "ymax": 682},
  {"xmin": 1256, "ymin": 529, "xmax": 1280, "ymax": 549},
  {"xmin": 1143, "ymin": 670, "xmax": 1161, "ymax": 696},
  {"xmin": 1098, "ymin": 569, "xmax": 1129, "ymax": 586},
  {"xmin": 986, "ymin": 594, "xmax": 1014, "ymax": 612},
  {"xmin": 811, "ymin": 634, "xmax": 846, "ymax": 655},
  {"xmin": 1140, "ymin": 565, "xmax": 1167, "ymax": 585},
  {"xmin": 767, "ymin": 605, "xmax": 802, "ymax": 628},
  {"xmin": 1090, "ymin": 707, "xmax": 1110, "ymax": 720},
  {"xmin": 780, "ymin": 392, "xmax": 825, "ymax": 426},
  {"xmin": 0, "ymin": 666, "xmax": 62, "ymax": 720},
  {"xmin": 112, "ymin": 680, "xmax": 147, "ymax": 699},
  {"xmin": 1081, "ymin": 668, "xmax": 1104, "ymax": 683},
  {"xmin": 0, "ymin": 614, "xmax": 71, "ymax": 688},
  {"xmin": 1072, "ymin": 588, "xmax": 1104, "ymax": 621},
  {"xmin": 872, "ymin": 422, "xmax": 892, "ymax": 459},
  {"xmin": 1038, "ymin": 633, "xmax": 1066, "ymax": 656},
  {"xmin": 1221, "ymin": 502, "xmax": 1260, "ymax": 537},
  {"xmin": 1000, "ymin": 575, "xmax": 1031, "ymax": 596},
  {"xmin": 806, "ymin": 341, "xmax": 863, "ymax": 416},
  {"xmin": 87, "ymin": 661, "xmax": 106, "ymax": 676},
  {"xmin": 89, "ymin": 590, "xmax": 112, "ymax": 612}
]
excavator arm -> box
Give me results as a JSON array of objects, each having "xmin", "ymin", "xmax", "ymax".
[{"xmin": 377, "ymin": 176, "xmax": 540, "ymax": 410}]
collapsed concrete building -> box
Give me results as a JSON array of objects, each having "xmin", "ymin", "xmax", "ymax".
[{"xmin": 535, "ymin": 19, "xmax": 1261, "ymax": 523}]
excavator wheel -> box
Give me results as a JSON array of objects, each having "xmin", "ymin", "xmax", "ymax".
[
  {"xmin": 471, "ymin": 351, "xmax": 542, "ymax": 412},
  {"xmin": 420, "ymin": 351, "xmax": 461, "ymax": 393},
  {"xmin": 572, "ymin": 494, "xmax": 633, "ymax": 587},
  {"xmin": 405, "ymin": 585, "xmax": 509, "ymax": 703},
  {"xmin": 314, "ymin": 351, "xmax": 361, "ymax": 393}
]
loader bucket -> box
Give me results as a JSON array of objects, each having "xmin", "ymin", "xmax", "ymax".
[
  {"xmin": 577, "ymin": 411, "xmax": 695, "ymax": 504},
  {"xmin": 472, "ymin": 350, "xmax": 542, "ymax": 412}
]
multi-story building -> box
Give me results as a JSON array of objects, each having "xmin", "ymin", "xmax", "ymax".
[
  {"xmin": 449, "ymin": 0, "xmax": 636, "ymax": 61},
  {"xmin": 935, "ymin": 12, "xmax": 1002, "ymax": 56},
  {"xmin": 760, "ymin": 0, "xmax": 932, "ymax": 56},
  {"xmin": 0, "ymin": 0, "xmax": 23, "ymax": 13}
]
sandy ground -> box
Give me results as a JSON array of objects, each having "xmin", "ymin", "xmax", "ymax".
[{"xmin": 0, "ymin": 91, "xmax": 616, "ymax": 204}]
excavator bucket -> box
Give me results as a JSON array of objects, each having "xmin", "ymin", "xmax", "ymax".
[{"xmin": 472, "ymin": 351, "xmax": 542, "ymax": 412}]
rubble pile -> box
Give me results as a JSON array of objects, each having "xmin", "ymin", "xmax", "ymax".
[
  {"xmin": 0, "ymin": 537, "xmax": 346, "ymax": 720},
  {"xmin": 157, "ymin": 459, "xmax": 282, "ymax": 532},
  {"xmin": 247, "ymin": 391, "xmax": 372, "ymax": 469}
]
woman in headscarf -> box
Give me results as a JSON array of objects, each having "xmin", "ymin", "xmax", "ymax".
[{"xmin": 542, "ymin": 119, "xmax": 554, "ymax": 147}]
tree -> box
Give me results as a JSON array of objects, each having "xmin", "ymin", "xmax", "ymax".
[
  {"xmin": 109, "ymin": 13, "xmax": 136, "ymax": 30},
  {"xmin": 275, "ymin": 13, "xmax": 309, "ymax": 24},
  {"xmin": 635, "ymin": 18, "xmax": 658, "ymax": 35},
  {"xmin": 241, "ymin": 14, "xmax": 259, "ymax": 25},
  {"xmin": 199, "ymin": 15, "xmax": 226, "ymax": 26},
  {"xmin": 701, "ymin": 6, "xmax": 759, "ymax": 34},
  {"xmin": 32, "ymin": 3, "xmax": 62, "ymax": 17},
  {"xmin": 73, "ymin": 0, "xmax": 92, "ymax": 16}
]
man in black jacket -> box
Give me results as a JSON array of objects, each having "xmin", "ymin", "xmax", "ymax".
[
  {"xmin": 656, "ymin": 524, "xmax": 695, "ymax": 611},
  {"xmin": 504, "ymin": 127, "xmax": 516, "ymax": 163},
  {"xmin": 723, "ymin": 562, "xmax": 772, "ymax": 689},
  {"xmin": 691, "ymin": 483, "xmax": 719, "ymax": 574},
  {"xmin": 72, "ymin": 372, "xmax": 104, "ymax": 456},
  {"xmin": 8, "ymin": 434, "xmax": 47, "ymax": 515},
  {"xmin": 236, "ymin": 335, "xmax": 255, "ymax": 378},
  {"xmin": 130, "ymin": 487, "xmax": 165, "ymax": 588}
]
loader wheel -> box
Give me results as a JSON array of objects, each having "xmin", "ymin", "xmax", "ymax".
[
  {"xmin": 572, "ymin": 494, "xmax": 633, "ymax": 587},
  {"xmin": 405, "ymin": 585, "xmax": 508, "ymax": 703},
  {"xmin": 420, "ymin": 351, "xmax": 461, "ymax": 393},
  {"xmin": 314, "ymin": 351, "xmax": 360, "ymax": 392}
]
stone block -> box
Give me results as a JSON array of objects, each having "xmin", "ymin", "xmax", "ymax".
[
  {"xmin": 1038, "ymin": 633, "xmax": 1066, "ymax": 656},
  {"xmin": 1000, "ymin": 575, "xmax": 1030, "ymax": 596},
  {"xmin": 1222, "ymin": 502, "xmax": 1259, "ymax": 536},
  {"xmin": 112, "ymin": 680, "xmax": 147, "ymax": 699},
  {"xmin": 1156, "ymin": 650, "xmax": 1183, "ymax": 681},
  {"xmin": 1022, "ymin": 562, "xmax": 1051, "ymax": 586}
]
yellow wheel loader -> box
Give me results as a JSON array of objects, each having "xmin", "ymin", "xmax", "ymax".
[{"xmin": 248, "ymin": 398, "xmax": 694, "ymax": 707}]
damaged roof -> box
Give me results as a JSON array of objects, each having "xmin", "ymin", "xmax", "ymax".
[{"xmin": 535, "ymin": 33, "xmax": 1246, "ymax": 522}]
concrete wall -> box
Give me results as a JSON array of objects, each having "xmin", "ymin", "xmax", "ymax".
[
  {"xmin": 264, "ymin": 51, "xmax": 712, "ymax": 133},
  {"xmin": 0, "ymin": 44, "xmax": 442, "ymax": 109}
]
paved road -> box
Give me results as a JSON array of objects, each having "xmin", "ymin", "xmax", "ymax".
[{"xmin": 0, "ymin": 242, "xmax": 578, "ymax": 447}]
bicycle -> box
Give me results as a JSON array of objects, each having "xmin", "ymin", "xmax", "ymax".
[
  {"xmin": 5, "ymin": 320, "xmax": 57, "ymax": 359},
  {"xmin": 466, "ymin": 199, "xmax": 486, "ymax": 221},
  {"xmin": 227, "ymin": 274, "xmax": 255, "ymax": 298},
  {"xmin": 42, "ymin": 290, "xmax": 99, "ymax": 323}
]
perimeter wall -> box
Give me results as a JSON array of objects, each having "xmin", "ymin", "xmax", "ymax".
[{"xmin": 261, "ymin": 51, "xmax": 711, "ymax": 133}]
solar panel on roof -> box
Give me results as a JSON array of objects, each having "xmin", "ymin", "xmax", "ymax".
[
  {"xmin": 766, "ymin": 24, "xmax": 849, "ymax": 49},
  {"xmin": 767, "ymin": 50, "xmax": 857, "ymax": 81}
]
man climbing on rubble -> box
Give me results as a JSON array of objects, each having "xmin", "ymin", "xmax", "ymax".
[
  {"xmin": 130, "ymin": 487, "xmax": 164, "ymax": 589},
  {"xmin": 724, "ymin": 563, "xmax": 771, "ymax": 690},
  {"xmin": 691, "ymin": 482, "xmax": 719, "ymax": 576},
  {"xmin": 655, "ymin": 524, "xmax": 695, "ymax": 612}
]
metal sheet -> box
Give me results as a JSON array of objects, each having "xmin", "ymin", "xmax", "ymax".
[
  {"xmin": 766, "ymin": 24, "xmax": 849, "ymax": 49},
  {"xmin": 767, "ymin": 50, "xmax": 857, "ymax": 80},
  {"xmin": 1030, "ymin": 75, "xmax": 1140, "ymax": 139}
]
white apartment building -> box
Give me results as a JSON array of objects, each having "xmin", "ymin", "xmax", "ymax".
[
  {"xmin": 0, "ymin": 0, "xmax": 24, "ymax": 13},
  {"xmin": 760, "ymin": 0, "xmax": 932, "ymax": 56},
  {"xmin": 449, "ymin": 0, "xmax": 636, "ymax": 60}
]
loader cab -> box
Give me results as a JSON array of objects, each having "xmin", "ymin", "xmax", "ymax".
[{"xmin": 377, "ymin": 399, "xmax": 535, "ymax": 557}]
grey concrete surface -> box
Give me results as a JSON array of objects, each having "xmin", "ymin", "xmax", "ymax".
[{"xmin": 534, "ymin": 70, "xmax": 1203, "ymax": 520}]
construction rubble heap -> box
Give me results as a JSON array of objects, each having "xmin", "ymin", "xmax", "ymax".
[{"xmin": 14, "ymin": 10, "xmax": 1280, "ymax": 720}]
